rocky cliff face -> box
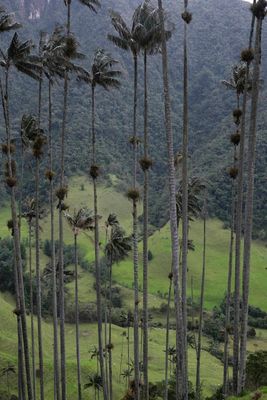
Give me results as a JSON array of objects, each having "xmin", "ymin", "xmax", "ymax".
[{"xmin": 6, "ymin": 0, "xmax": 51, "ymax": 19}]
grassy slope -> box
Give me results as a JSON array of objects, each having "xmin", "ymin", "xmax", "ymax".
[
  {"xmin": 0, "ymin": 291, "xmax": 224, "ymax": 399},
  {"xmin": 1, "ymin": 175, "xmax": 266, "ymax": 310},
  {"xmin": 0, "ymin": 176, "xmax": 267, "ymax": 398},
  {"xmin": 113, "ymin": 219, "xmax": 267, "ymax": 310}
]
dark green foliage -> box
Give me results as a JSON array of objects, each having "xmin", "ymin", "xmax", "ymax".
[
  {"xmin": 0, "ymin": 238, "xmax": 26, "ymax": 293},
  {"xmin": 147, "ymin": 250, "xmax": 153, "ymax": 261},
  {"xmin": 43, "ymin": 239, "xmax": 89, "ymax": 269},
  {"xmin": 246, "ymin": 351, "xmax": 267, "ymax": 389}
]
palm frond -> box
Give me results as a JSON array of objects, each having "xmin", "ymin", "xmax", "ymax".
[{"xmin": 78, "ymin": 0, "xmax": 101, "ymax": 12}]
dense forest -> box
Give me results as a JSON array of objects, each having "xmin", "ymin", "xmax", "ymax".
[{"xmin": 0, "ymin": 0, "xmax": 267, "ymax": 400}]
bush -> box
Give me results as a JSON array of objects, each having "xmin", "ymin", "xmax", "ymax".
[
  {"xmin": 246, "ymin": 351, "xmax": 267, "ymax": 389},
  {"xmin": 0, "ymin": 238, "xmax": 27, "ymax": 294}
]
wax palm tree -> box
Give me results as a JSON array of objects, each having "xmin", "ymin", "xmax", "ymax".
[
  {"xmin": 56, "ymin": 26, "xmax": 86, "ymax": 400},
  {"xmin": 239, "ymin": 1, "xmax": 266, "ymax": 392},
  {"xmin": 222, "ymin": 60, "xmax": 254, "ymax": 398},
  {"xmin": 157, "ymin": 1, "xmax": 186, "ymax": 398},
  {"xmin": 105, "ymin": 223, "xmax": 131, "ymax": 400},
  {"xmin": 78, "ymin": 48, "xmax": 121, "ymax": 400},
  {"xmin": 64, "ymin": 207, "xmax": 95, "ymax": 400},
  {"xmin": 0, "ymin": 32, "xmax": 42, "ymax": 400},
  {"xmin": 0, "ymin": 364, "xmax": 16, "ymax": 398},
  {"xmin": 132, "ymin": 3, "xmax": 172, "ymax": 396},
  {"xmin": 22, "ymin": 113, "xmax": 47, "ymax": 400},
  {"xmin": 0, "ymin": 6, "xmax": 21, "ymax": 32},
  {"xmin": 108, "ymin": 11, "xmax": 142, "ymax": 398},
  {"xmin": 84, "ymin": 373, "xmax": 103, "ymax": 400},
  {"xmin": 221, "ymin": 63, "xmax": 246, "ymax": 397},
  {"xmin": 180, "ymin": 4, "xmax": 193, "ymax": 397}
]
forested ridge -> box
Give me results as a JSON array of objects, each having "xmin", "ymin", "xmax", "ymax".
[
  {"xmin": 0, "ymin": 0, "xmax": 267, "ymax": 399},
  {"xmin": 1, "ymin": 0, "xmax": 267, "ymax": 237}
]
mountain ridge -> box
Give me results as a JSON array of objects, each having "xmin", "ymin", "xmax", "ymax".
[{"xmin": 1, "ymin": 0, "xmax": 267, "ymax": 238}]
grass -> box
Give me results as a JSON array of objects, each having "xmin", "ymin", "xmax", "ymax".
[
  {"xmin": 1, "ymin": 175, "xmax": 266, "ymax": 311},
  {"xmin": 0, "ymin": 175, "xmax": 267, "ymax": 398},
  {"xmin": 113, "ymin": 219, "xmax": 267, "ymax": 310},
  {"xmin": 0, "ymin": 291, "xmax": 225, "ymax": 399}
]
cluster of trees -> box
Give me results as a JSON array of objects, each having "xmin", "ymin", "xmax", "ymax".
[{"xmin": 0, "ymin": 0, "xmax": 266, "ymax": 400}]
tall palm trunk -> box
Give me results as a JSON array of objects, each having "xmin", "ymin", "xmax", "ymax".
[
  {"xmin": 195, "ymin": 199, "xmax": 206, "ymax": 400},
  {"xmin": 239, "ymin": 15, "xmax": 263, "ymax": 393},
  {"xmin": 35, "ymin": 155, "xmax": 44, "ymax": 400},
  {"xmin": 181, "ymin": 7, "xmax": 189, "ymax": 398},
  {"xmin": 13, "ymin": 239, "xmax": 26, "ymax": 400},
  {"xmin": 132, "ymin": 52, "xmax": 140, "ymax": 400},
  {"xmin": 0, "ymin": 68, "xmax": 33, "ymax": 400},
  {"xmin": 59, "ymin": 4, "xmax": 71, "ymax": 398},
  {"xmin": 108, "ymin": 259, "xmax": 113, "ymax": 400},
  {"xmin": 48, "ymin": 80, "xmax": 60, "ymax": 400},
  {"xmin": 74, "ymin": 234, "xmax": 82, "ymax": 400},
  {"xmin": 29, "ymin": 220, "xmax": 37, "ymax": 400},
  {"xmin": 233, "ymin": 8, "xmax": 256, "ymax": 393},
  {"xmin": 91, "ymin": 84, "xmax": 108, "ymax": 400},
  {"xmin": 223, "ymin": 183, "xmax": 235, "ymax": 398},
  {"xmin": 18, "ymin": 318, "xmax": 26, "ymax": 400},
  {"xmin": 142, "ymin": 48, "xmax": 149, "ymax": 400},
  {"xmin": 157, "ymin": 2, "xmax": 183, "ymax": 399},
  {"xmin": 164, "ymin": 274, "xmax": 172, "ymax": 400}
]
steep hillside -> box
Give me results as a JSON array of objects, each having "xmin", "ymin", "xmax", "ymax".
[{"xmin": 0, "ymin": 0, "xmax": 266, "ymax": 237}]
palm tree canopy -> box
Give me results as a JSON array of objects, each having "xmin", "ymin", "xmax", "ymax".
[
  {"xmin": 64, "ymin": 207, "xmax": 96, "ymax": 235},
  {"xmin": 77, "ymin": 0, "xmax": 101, "ymax": 12},
  {"xmin": 0, "ymin": 364, "xmax": 16, "ymax": 377},
  {"xmin": 222, "ymin": 63, "xmax": 252, "ymax": 95},
  {"xmin": 105, "ymin": 225, "xmax": 132, "ymax": 264},
  {"xmin": 105, "ymin": 213, "xmax": 119, "ymax": 228},
  {"xmin": 0, "ymin": 7, "xmax": 21, "ymax": 33},
  {"xmin": 84, "ymin": 373, "xmax": 103, "ymax": 391},
  {"xmin": 20, "ymin": 114, "xmax": 46, "ymax": 158},
  {"xmin": 132, "ymin": 0, "xmax": 173, "ymax": 54},
  {"xmin": 176, "ymin": 177, "xmax": 206, "ymax": 221},
  {"xmin": 0, "ymin": 33, "xmax": 42, "ymax": 80},
  {"xmin": 41, "ymin": 26, "xmax": 86, "ymax": 82},
  {"xmin": 78, "ymin": 48, "xmax": 121, "ymax": 90},
  {"xmin": 108, "ymin": 10, "xmax": 140, "ymax": 56}
]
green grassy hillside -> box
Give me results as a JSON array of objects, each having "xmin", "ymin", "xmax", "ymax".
[
  {"xmin": 0, "ymin": 176, "xmax": 267, "ymax": 398},
  {"xmin": 0, "ymin": 291, "xmax": 225, "ymax": 399},
  {"xmin": 1, "ymin": 176, "xmax": 267, "ymax": 310}
]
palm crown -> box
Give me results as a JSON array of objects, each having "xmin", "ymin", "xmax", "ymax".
[
  {"xmin": 64, "ymin": 208, "xmax": 96, "ymax": 236},
  {"xmin": 0, "ymin": 32, "xmax": 42, "ymax": 80},
  {"xmin": 0, "ymin": 7, "xmax": 21, "ymax": 33},
  {"xmin": 132, "ymin": 0, "xmax": 172, "ymax": 54},
  {"xmin": 78, "ymin": 48, "xmax": 121, "ymax": 90}
]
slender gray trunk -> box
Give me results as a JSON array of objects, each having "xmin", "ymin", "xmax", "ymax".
[
  {"xmin": 164, "ymin": 275, "xmax": 172, "ymax": 400},
  {"xmin": 181, "ymin": 12, "xmax": 189, "ymax": 400},
  {"xmin": 59, "ymin": 5, "xmax": 71, "ymax": 398},
  {"xmin": 223, "ymin": 183, "xmax": 235, "ymax": 398},
  {"xmin": 91, "ymin": 84, "xmax": 108, "ymax": 400},
  {"xmin": 233, "ymin": 6, "xmax": 256, "ymax": 393},
  {"xmin": 48, "ymin": 80, "xmax": 60, "ymax": 400},
  {"xmin": 132, "ymin": 53, "xmax": 140, "ymax": 400},
  {"xmin": 142, "ymin": 49, "xmax": 149, "ymax": 400},
  {"xmin": 0, "ymin": 69, "xmax": 33, "ymax": 400},
  {"xmin": 196, "ymin": 200, "xmax": 206, "ymax": 400},
  {"xmin": 74, "ymin": 234, "xmax": 82, "ymax": 400},
  {"xmin": 29, "ymin": 221, "xmax": 37, "ymax": 400},
  {"xmin": 239, "ymin": 16, "xmax": 262, "ymax": 393},
  {"xmin": 157, "ymin": 2, "xmax": 183, "ymax": 399},
  {"xmin": 108, "ymin": 261, "xmax": 113, "ymax": 400},
  {"xmin": 35, "ymin": 156, "xmax": 44, "ymax": 400}
]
